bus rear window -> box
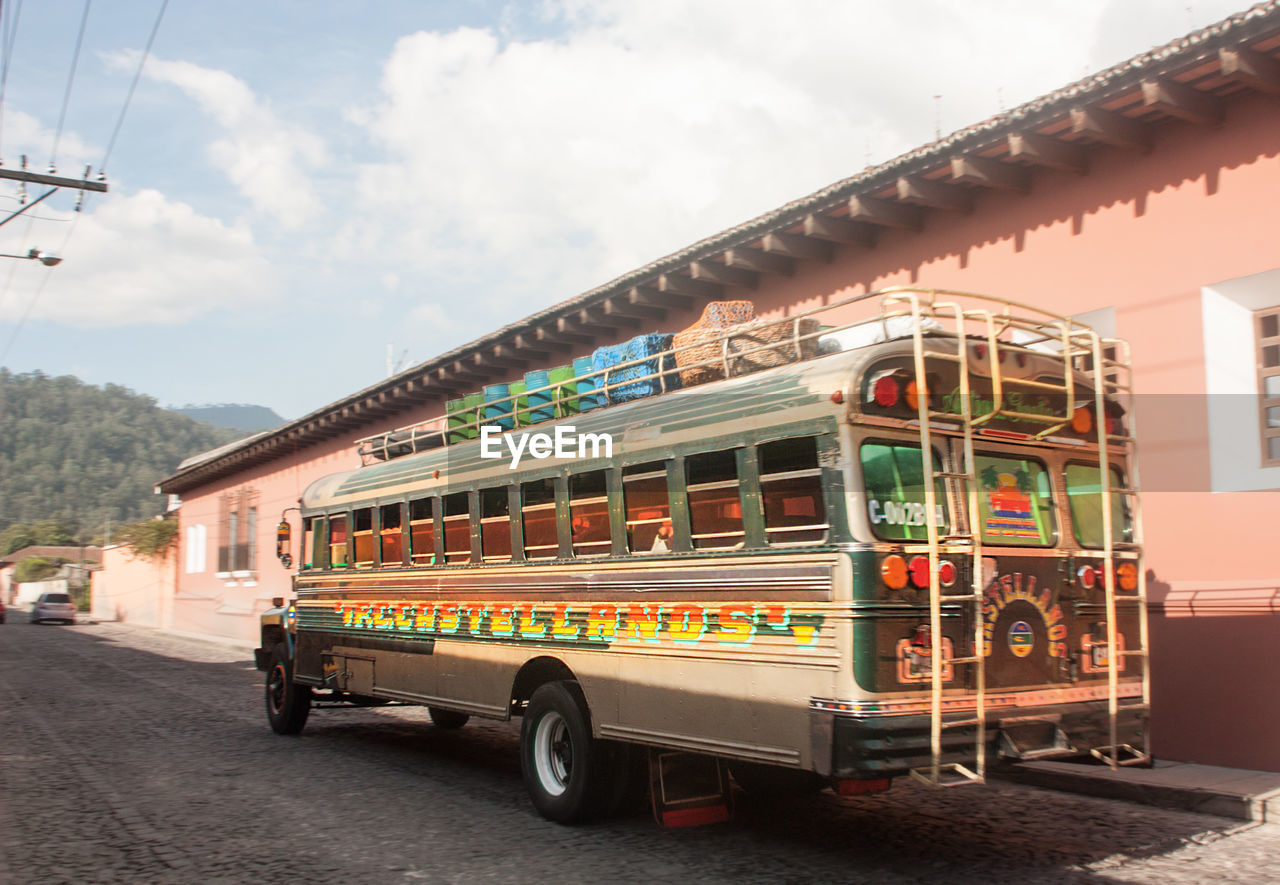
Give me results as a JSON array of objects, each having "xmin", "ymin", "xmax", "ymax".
[
  {"xmin": 409, "ymin": 497, "xmax": 436, "ymax": 565},
  {"xmin": 353, "ymin": 508, "xmax": 374, "ymax": 566},
  {"xmin": 443, "ymin": 493, "xmax": 471, "ymax": 563},
  {"xmin": 480, "ymin": 487, "xmax": 512, "ymax": 561},
  {"xmin": 379, "ymin": 503, "xmax": 403, "ymax": 566},
  {"xmin": 302, "ymin": 517, "xmax": 320, "ymax": 569},
  {"xmin": 759, "ymin": 437, "xmax": 826, "ymax": 545},
  {"xmin": 569, "ymin": 471, "xmax": 610, "ymax": 556},
  {"xmin": 522, "ymin": 479, "xmax": 558, "ymax": 559},
  {"xmin": 624, "ymin": 462, "xmax": 670, "ymax": 553},
  {"xmin": 687, "ymin": 449, "xmax": 744, "ymax": 550},
  {"xmin": 860, "ymin": 443, "xmax": 947, "ymax": 541},
  {"xmin": 1065, "ymin": 463, "xmax": 1133, "ymax": 548},
  {"xmin": 976, "ymin": 455, "xmax": 1056, "ymax": 546}
]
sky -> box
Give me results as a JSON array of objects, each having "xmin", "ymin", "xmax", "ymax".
[{"xmin": 0, "ymin": 0, "xmax": 1255, "ymax": 421}]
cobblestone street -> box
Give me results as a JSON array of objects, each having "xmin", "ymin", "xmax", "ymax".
[{"xmin": 0, "ymin": 622, "xmax": 1277, "ymax": 884}]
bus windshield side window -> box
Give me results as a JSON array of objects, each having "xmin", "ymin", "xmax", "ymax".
[
  {"xmin": 687, "ymin": 449, "xmax": 744, "ymax": 550},
  {"xmin": 860, "ymin": 442, "xmax": 948, "ymax": 541},
  {"xmin": 522, "ymin": 479, "xmax": 558, "ymax": 560},
  {"xmin": 481, "ymin": 487, "xmax": 512, "ymax": 561},
  {"xmin": 302, "ymin": 517, "xmax": 319, "ymax": 569},
  {"xmin": 624, "ymin": 462, "xmax": 670, "ymax": 553},
  {"xmin": 409, "ymin": 497, "xmax": 436, "ymax": 565},
  {"xmin": 329, "ymin": 514, "xmax": 349, "ymax": 567},
  {"xmin": 974, "ymin": 453, "xmax": 1056, "ymax": 546},
  {"xmin": 379, "ymin": 503, "xmax": 403, "ymax": 566},
  {"xmin": 1064, "ymin": 463, "xmax": 1133, "ymax": 548},
  {"xmin": 569, "ymin": 470, "xmax": 610, "ymax": 557},
  {"xmin": 443, "ymin": 492, "xmax": 471, "ymax": 563},
  {"xmin": 759, "ymin": 436, "xmax": 827, "ymax": 545}
]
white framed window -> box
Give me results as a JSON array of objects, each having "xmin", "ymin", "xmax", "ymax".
[{"xmin": 185, "ymin": 524, "xmax": 207, "ymax": 574}]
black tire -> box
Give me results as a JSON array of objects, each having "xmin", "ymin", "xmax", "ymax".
[
  {"xmin": 265, "ymin": 643, "xmax": 312, "ymax": 735},
  {"xmin": 731, "ymin": 761, "xmax": 826, "ymax": 797},
  {"xmin": 520, "ymin": 681, "xmax": 613, "ymax": 823},
  {"xmin": 428, "ymin": 706, "xmax": 470, "ymax": 729}
]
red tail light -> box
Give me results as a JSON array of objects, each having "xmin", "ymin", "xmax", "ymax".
[
  {"xmin": 1077, "ymin": 565, "xmax": 1097, "ymax": 590},
  {"xmin": 908, "ymin": 556, "xmax": 930, "ymax": 588},
  {"xmin": 937, "ymin": 559, "xmax": 957, "ymax": 587},
  {"xmin": 872, "ymin": 376, "xmax": 900, "ymax": 407}
]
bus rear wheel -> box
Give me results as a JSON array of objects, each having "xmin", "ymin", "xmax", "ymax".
[
  {"xmin": 520, "ymin": 681, "xmax": 610, "ymax": 823},
  {"xmin": 265, "ymin": 643, "xmax": 312, "ymax": 735}
]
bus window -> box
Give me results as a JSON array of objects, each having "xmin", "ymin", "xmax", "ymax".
[
  {"xmin": 687, "ymin": 449, "xmax": 744, "ymax": 550},
  {"xmin": 569, "ymin": 470, "xmax": 610, "ymax": 557},
  {"xmin": 860, "ymin": 443, "xmax": 948, "ymax": 542},
  {"xmin": 379, "ymin": 503, "xmax": 404, "ymax": 566},
  {"xmin": 409, "ymin": 497, "xmax": 436, "ymax": 565},
  {"xmin": 975, "ymin": 454, "xmax": 1056, "ymax": 546},
  {"xmin": 1064, "ymin": 463, "xmax": 1133, "ymax": 548},
  {"xmin": 481, "ymin": 487, "xmax": 512, "ymax": 561},
  {"xmin": 352, "ymin": 508, "xmax": 375, "ymax": 566},
  {"xmin": 759, "ymin": 437, "xmax": 827, "ymax": 545},
  {"xmin": 522, "ymin": 479, "xmax": 558, "ymax": 559},
  {"xmin": 302, "ymin": 517, "xmax": 320, "ymax": 569},
  {"xmin": 329, "ymin": 514, "xmax": 349, "ymax": 567},
  {"xmin": 624, "ymin": 462, "xmax": 670, "ymax": 553},
  {"xmin": 443, "ymin": 492, "xmax": 471, "ymax": 563}
]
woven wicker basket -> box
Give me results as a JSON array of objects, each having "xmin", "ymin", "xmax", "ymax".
[
  {"xmin": 724, "ymin": 316, "xmax": 821, "ymax": 377},
  {"xmin": 673, "ymin": 300, "xmax": 757, "ymax": 386}
]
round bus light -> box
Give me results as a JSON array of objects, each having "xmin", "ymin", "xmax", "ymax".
[
  {"xmin": 830, "ymin": 390, "xmax": 844, "ymax": 404},
  {"xmin": 937, "ymin": 559, "xmax": 957, "ymax": 587},
  {"xmin": 1117, "ymin": 561, "xmax": 1139, "ymax": 591},
  {"xmin": 908, "ymin": 555, "xmax": 930, "ymax": 589},
  {"xmin": 1071, "ymin": 406, "xmax": 1093, "ymax": 434},
  {"xmin": 872, "ymin": 375, "xmax": 900, "ymax": 408},
  {"xmin": 881, "ymin": 554, "xmax": 908, "ymax": 590},
  {"xmin": 1077, "ymin": 565, "xmax": 1098, "ymax": 590},
  {"xmin": 905, "ymin": 379, "xmax": 923, "ymax": 410}
]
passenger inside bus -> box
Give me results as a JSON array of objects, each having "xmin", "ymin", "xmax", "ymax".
[{"xmin": 650, "ymin": 519, "xmax": 674, "ymax": 553}]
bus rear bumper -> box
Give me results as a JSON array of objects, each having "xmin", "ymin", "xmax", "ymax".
[{"xmin": 813, "ymin": 699, "xmax": 1148, "ymax": 779}]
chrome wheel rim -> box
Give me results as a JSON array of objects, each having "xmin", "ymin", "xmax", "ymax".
[{"xmin": 533, "ymin": 710, "xmax": 571, "ymax": 796}]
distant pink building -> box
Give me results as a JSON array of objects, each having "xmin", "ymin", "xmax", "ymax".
[{"xmin": 156, "ymin": 6, "xmax": 1280, "ymax": 770}]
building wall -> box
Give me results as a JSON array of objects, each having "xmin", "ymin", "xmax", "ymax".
[
  {"xmin": 172, "ymin": 94, "xmax": 1280, "ymax": 767},
  {"xmin": 92, "ymin": 544, "xmax": 178, "ymax": 628}
]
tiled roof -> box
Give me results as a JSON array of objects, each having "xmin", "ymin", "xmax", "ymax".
[{"xmin": 159, "ymin": 1, "xmax": 1280, "ymax": 494}]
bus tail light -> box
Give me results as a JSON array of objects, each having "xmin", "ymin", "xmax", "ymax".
[
  {"xmin": 937, "ymin": 559, "xmax": 957, "ymax": 587},
  {"xmin": 1116, "ymin": 561, "xmax": 1138, "ymax": 591},
  {"xmin": 1071, "ymin": 406, "xmax": 1093, "ymax": 434},
  {"xmin": 1077, "ymin": 565, "xmax": 1097, "ymax": 590},
  {"xmin": 872, "ymin": 375, "xmax": 900, "ymax": 408},
  {"xmin": 906, "ymin": 556, "xmax": 957, "ymax": 589},
  {"xmin": 881, "ymin": 554, "xmax": 908, "ymax": 590}
]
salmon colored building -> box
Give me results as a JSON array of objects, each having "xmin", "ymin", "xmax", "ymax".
[{"xmin": 156, "ymin": 5, "xmax": 1280, "ymax": 770}]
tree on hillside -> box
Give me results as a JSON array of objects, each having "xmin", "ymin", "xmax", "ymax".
[
  {"xmin": 0, "ymin": 369, "xmax": 243, "ymax": 532},
  {"xmin": 1, "ymin": 520, "xmax": 76, "ymax": 555}
]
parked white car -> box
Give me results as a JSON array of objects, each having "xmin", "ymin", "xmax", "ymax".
[{"xmin": 31, "ymin": 592, "xmax": 75, "ymax": 625}]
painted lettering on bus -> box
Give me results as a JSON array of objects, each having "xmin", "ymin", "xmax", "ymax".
[
  {"xmin": 981, "ymin": 572, "xmax": 1067, "ymax": 658},
  {"xmin": 326, "ymin": 601, "xmax": 823, "ymax": 649}
]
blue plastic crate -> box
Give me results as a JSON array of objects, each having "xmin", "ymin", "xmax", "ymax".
[{"xmin": 591, "ymin": 333, "xmax": 681, "ymax": 404}]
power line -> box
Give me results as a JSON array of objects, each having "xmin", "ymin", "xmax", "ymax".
[
  {"xmin": 0, "ymin": 210, "xmax": 79, "ymax": 363},
  {"xmin": 49, "ymin": 0, "xmax": 91, "ymax": 172},
  {"xmin": 100, "ymin": 0, "xmax": 168, "ymax": 176},
  {"xmin": 0, "ymin": 0, "xmax": 25, "ymax": 159}
]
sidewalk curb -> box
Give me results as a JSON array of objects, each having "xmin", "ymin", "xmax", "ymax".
[{"xmin": 993, "ymin": 762, "xmax": 1280, "ymax": 822}]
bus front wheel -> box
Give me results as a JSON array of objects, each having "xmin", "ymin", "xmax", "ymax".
[
  {"xmin": 520, "ymin": 681, "xmax": 610, "ymax": 823},
  {"xmin": 265, "ymin": 643, "xmax": 311, "ymax": 735}
]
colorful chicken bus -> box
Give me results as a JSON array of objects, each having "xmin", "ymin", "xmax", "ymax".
[{"xmin": 257, "ymin": 287, "xmax": 1148, "ymax": 825}]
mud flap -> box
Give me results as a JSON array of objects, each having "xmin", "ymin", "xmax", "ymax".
[{"xmin": 648, "ymin": 750, "xmax": 732, "ymax": 827}]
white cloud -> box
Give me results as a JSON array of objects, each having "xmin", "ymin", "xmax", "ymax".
[
  {"xmin": 115, "ymin": 54, "xmax": 327, "ymax": 229},
  {"xmin": 0, "ymin": 189, "xmax": 274, "ymax": 326},
  {"xmin": 345, "ymin": 0, "xmax": 1206, "ymax": 323}
]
